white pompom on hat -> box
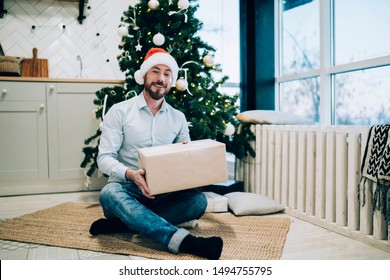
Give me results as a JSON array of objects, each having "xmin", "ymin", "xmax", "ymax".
[{"xmin": 134, "ymin": 48, "xmax": 179, "ymax": 85}]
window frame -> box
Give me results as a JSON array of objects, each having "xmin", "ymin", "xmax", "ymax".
[{"xmin": 274, "ymin": 0, "xmax": 390, "ymax": 125}]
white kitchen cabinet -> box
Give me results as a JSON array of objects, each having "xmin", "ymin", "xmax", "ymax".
[
  {"xmin": 0, "ymin": 82, "xmax": 48, "ymax": 183},
  {"xmin": 0, "ymin": 79, "xmax": 123, "ymax": 195},
  {"xmin": 46, "ymin": 82, "xmax": 106, "ymax": 180}
]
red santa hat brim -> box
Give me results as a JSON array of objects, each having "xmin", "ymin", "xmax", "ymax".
[{"xmin": 134, "ymin": 48, "xmax": 179, "ymax": 85}]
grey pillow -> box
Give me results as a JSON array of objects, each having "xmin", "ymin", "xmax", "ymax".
[{"xmin": 224, "ymin": 192, "xmax": 285, "ymax": 215}]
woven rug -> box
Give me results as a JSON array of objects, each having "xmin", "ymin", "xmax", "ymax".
[{"xmin": 0, "ymin": 202, "xmax": 290, "ymax": 260}]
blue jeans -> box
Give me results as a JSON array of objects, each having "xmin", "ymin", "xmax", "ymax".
[{"xmin": 99, "ymin": 181, "xmax": 207, "ymax": 253}]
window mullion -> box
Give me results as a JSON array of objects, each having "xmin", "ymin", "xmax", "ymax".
[{"xmin": 320, "ymin": 0, "xmax": 333, "ymax": 125}]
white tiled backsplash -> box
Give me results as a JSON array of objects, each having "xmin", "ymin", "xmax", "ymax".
[{"xmin": 0, "ymin": 0, "xmax": 129, "ymax": 79}]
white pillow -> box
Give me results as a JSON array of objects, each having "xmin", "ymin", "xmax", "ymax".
[
  {"xmin": 224, "ymin": 192, "xmax": 285, "ymax": 216},
  {"xmin": 236, "ymin": 110, "xmax": 309, "ymax": 125}
]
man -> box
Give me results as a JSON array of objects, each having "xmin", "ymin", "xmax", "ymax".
[{"xmin": 89, "ymin": 48, "xmax": 223, "ymax": 260}]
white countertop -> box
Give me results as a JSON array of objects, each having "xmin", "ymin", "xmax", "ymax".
[{"xmin": 0, "ymin": 76, "xmax": 125, "ymax": 84}]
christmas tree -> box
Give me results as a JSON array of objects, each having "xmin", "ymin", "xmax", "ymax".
[{"xmin": 81, "ymin": 0, "xmax": 255, "ymax": 177}]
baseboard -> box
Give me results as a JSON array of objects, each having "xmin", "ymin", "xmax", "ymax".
[{"xmin": 0, "ymin": 176, "xmax": 107, "ymax": 197}]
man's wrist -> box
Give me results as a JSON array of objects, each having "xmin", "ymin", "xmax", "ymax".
[{"xmin": 125, "ymin": 169, "xmax": 133, "ymax": 181}]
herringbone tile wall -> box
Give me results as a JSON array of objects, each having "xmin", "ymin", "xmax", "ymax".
[{"xmin": 0, "ymin": 0, "xmax": 129, "ymax": 79}]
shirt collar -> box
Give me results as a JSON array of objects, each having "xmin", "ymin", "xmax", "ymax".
[{"xmin": 137, "ymin": 92, "xmax": 168, "ymax": 112}]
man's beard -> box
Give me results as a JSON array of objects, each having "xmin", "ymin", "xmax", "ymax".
[{"xmin": 145, "ymin": 82, "xmax": 169, "ymax": 100}]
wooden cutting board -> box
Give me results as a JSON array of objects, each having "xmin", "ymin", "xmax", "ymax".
[{"xmin": 21, "ymin": 48, "xmax": 49, "ymax": 77}]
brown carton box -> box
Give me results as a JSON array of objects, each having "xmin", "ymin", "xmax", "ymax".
[{"xmin": 137, "ymin": 139, "xmax": 228, "ymax": 195}]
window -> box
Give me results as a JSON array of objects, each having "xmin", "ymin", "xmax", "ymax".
[
  {"xmin": 335, "ymin": 66, "xmax": 390, "ymax": 125},
  {"xmin": 334, "ymin": 0, "xmax": 390, "ymax": 65},
  {"xmin": 196, "ymin": 0, "xmax": 240, "ymax": 97},
  {"xmin": 281, "ymin": 0, "xmax": 319, "ymax": 76},
  {"xmin": 281, "ymin": 77, "xmax": 320, "ymax": 122},
  {"xmin": 277, "ymin": 0, "xmax": 390, "ymax": 125}
]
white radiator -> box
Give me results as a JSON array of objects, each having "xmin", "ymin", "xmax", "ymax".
[{"xmin": 235, "ymin": 124, "xmax": 389, "ymax": 250}]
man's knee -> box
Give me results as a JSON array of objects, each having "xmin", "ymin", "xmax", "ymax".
[
  {"xmin": 189, "ymin": 190, "xmax": 207, "ymax": 215},
  {"xmin": 99, "ymin": 183, "xmax": 120, "ymax": 204}
]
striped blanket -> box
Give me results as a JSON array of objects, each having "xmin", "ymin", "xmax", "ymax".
[{"xmin": 359, "ymin": 124, "xmax": 390, "ymax": 221}]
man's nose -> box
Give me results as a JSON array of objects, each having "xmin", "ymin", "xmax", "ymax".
[
  {"xmin": 156, "ymin": 72, "xmax": 164, "ymax": 81},
  {"xmin": 157, "ymin": 73, "xmax": 169, "ymax": 83}
]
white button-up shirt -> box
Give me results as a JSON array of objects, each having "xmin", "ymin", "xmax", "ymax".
[{"xmin": 97, "ymin": 92, "xmax": 190, "ymax": 183}]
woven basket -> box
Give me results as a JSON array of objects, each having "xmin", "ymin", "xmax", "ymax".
[{"xmin": 0, "ymin": 56, "xmax": 22, "ymax": 76}]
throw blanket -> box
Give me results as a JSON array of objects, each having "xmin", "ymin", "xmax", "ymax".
[{"xmin": 359, "ymin": 124, "xmax": 390, "ymax": 221}]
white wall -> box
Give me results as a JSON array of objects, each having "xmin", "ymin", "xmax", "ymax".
[{"xmin": 0, "ymin": 0, "xmax": 130, "ymax": 79}]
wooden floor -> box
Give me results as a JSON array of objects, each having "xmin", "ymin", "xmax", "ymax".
[{"xmin": 0, "ymin": 191, "xmax": 389, "ymax": 260}]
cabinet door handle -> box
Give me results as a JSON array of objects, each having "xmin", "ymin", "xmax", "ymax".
[
  {"xmin": 49, "ymin": 85, "xmax": 55, "ymax": 91},
  {"xmin": 1, "ymin": 89, "xmax": 7, "ymax": 95},
  {"xmin": 40, "ymin": 104, "xmax": 45, "ymax": 109}
]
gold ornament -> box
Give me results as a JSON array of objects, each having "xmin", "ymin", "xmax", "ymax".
[
  {"xmin": 152, "ymin": 32, "xmax": 165, "ymax": 46},
  {"xmin": 175, "ymin": 77, "xmax": 188, "ymax": 91},
  {"xmin": 117, "ymin": 26, "xmax": 128, "ymax": 37},
  {"xmin": 148, "ymin": 0, "xmax": 160, "ymax": 10},
  {"xmin": 178, "ymin": 0, "xmax": 190, "ymax": 10},
  {"xmin": 224, "ymin": 122, "xmax": 235, "ymax": 136},
  {"xmin": 203, "ymin": 53, "xmax": 214, "ymax": 67}
]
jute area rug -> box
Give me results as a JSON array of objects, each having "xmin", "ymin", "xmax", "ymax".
[{"xmin": 0, "ymin": 202, "xmax": 290, "ymax": 260}]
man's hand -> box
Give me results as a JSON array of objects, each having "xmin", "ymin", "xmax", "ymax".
[{"xmin": 125, "ymin": 168, "xmax": 155, "ymax": 199}]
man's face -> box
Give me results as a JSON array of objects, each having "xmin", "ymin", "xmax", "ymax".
[{"xmin": 144, "ymin": 64, "xmax": 173, "ymax": 100}]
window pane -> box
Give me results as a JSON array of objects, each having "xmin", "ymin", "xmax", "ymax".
[
  {"xmin": 335, "ymin": 66, "xmax": 390, "ymax": 125},
  {"xmin": 196, "ymin": 0, "xmax": 240, "ymax": 84},
  {"xmin": 334, "ymin": 0, "xmax": 390, "ymax": 65},
  {"xmin": 281, "ymin": 0, "xmax": 320, "ymax": 75},
  {"xmin": 280, "ymin": 77, "xmax": 320, "ymax": 123}
]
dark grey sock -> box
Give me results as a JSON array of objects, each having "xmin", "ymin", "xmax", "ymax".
[
  {"xmin": 89, "ymin": 218, "xmax": 128, "ymax": 236},
  {"xmin": 179, "ymin": 234, "xmax": 223, "ymax": 260}
]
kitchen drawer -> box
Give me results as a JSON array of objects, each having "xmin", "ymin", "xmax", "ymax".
[{"xmin": 0, "ymin": 81, "xmax": 46, "ymax": 101}]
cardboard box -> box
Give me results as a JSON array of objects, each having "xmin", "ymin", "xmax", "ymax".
[{"xmin": 137, "ymin": 139, "xmax": 228, "ymax": 195}]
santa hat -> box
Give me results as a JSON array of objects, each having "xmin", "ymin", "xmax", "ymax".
[{"xmin": 134, "ymin": 48, "xmax": 179, "ymax": 85}]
